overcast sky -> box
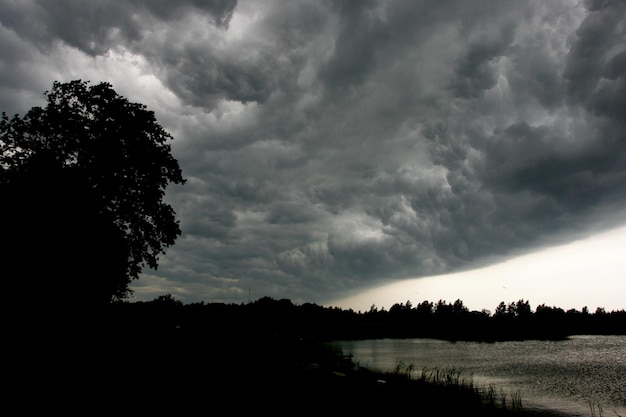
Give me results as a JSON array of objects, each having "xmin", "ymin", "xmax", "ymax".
[{"xmin": 1, "ymin": 0, "xmax": 624, "ymax": 308}]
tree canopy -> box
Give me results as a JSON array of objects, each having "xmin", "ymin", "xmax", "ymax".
[{"xmin": 0, "ymin": 80, "xmax": 185, "ymax": 307}]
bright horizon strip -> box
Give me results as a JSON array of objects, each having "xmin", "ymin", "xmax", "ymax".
[{"xmin": 326, "ymin": 224, "xmax": 626, "ymax": 314}]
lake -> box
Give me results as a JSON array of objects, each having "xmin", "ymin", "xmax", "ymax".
[{"xmin": 329, "ymin": 335, "xmax": 626, "ymax": 416}]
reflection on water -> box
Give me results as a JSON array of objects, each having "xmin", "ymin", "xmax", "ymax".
[{"xmin": 331, "ymin": 335, "xmax": 626, "ymax": 416}]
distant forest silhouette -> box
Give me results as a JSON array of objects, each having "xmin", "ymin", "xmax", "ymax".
[{"xmin": 109, "ymin": 295, "xmax": 625, "ymax": 342}]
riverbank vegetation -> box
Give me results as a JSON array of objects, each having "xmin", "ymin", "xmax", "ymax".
[
  {"xmin": 14, "ymin": 318, "xmax": 569, "ymax": 416},
  {"xmin": 10, "ymin": 296, "xmax": 622, "ymax": 414},
  {"xmin": 107, "ymin": 295, "xmax": 625, "ymax": 342}
]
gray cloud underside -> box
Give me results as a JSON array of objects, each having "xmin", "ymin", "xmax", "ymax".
[{"xmin": 1, "ymin": 0, "xmax": 624, "ymax": 304}]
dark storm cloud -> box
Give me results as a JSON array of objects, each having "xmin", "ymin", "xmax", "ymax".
[
  {"xmin": 0, "ymin": 0, "xmax": 250, "ymax": 108},
  {"xmin": 565, "ymin": 0, "xmax": 626, "ymax": 123},
  {"xmin": 452, "ymin": 25, "xmax": 516, "ymax": 99},
  {"xmin": 1, "ymin": 0, "xmax": 625, "ymax": 304},
  {"xmin": 0, "ymin": 0, "xmax": 236, "ymax": 54}
]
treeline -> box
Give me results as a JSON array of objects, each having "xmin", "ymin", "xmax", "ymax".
[{"xmin": 107, "ymin": 295, "xmax": 625, "ymax": 342}]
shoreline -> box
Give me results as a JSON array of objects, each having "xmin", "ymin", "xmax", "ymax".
[
  {"xmin": 7, "ymin": 314, "xmax": 624, "ymax": 415},
  {"xmin": 3, "ymin": 332, "xmax": 578, "ymax": 416},
  {"xmin": 330, "ymin": 335, "xmax": 625, "ymax": 417}
]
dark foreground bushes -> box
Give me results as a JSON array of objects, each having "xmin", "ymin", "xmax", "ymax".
[
  {"xmin": 8, "ymin": 296, "xmax": 617, "ymax": 414},
  {"xmin": 6, "ymin": 322, "xmax": 568, "ymax": 416}
]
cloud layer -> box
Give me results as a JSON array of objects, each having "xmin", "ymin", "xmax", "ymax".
[{"xmin": 1, "ymin": 0, "xmax": 624, "ymax": 304}]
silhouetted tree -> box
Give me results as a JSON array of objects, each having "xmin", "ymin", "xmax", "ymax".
[
  {"xmin": 494, "ymin": 301, "xmax": 508, "ymax": 318},
  {"xmin": 415, "ymin": 300, "xmax": 434, "ymax": 316},
  {"xmin": 452, "ymin": 299, "xmax": 468, "ymax": 314},
  {"xmin": 0, "ymin": 80, "xmax": 185, "ymax": 311},
  {"xmin": 152, "ymin": 294, "xmax": 184, "ymax": 307},
  {"xmin": 514, "ymin": 299, "xmax": 532, "ymax": 319}
]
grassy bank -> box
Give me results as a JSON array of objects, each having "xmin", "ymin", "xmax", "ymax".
[
  {"xmin": 108, "ymin": 329, "xmax": 571, "ymax": 416},
  {"xmin": 280, "ymin": 342, "xmax": 569, "ymax": 416},
  {"xmin": 8, "ymin": 325, "xmax": 572, "ymax": 415}
]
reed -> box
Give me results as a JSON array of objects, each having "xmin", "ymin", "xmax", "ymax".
[
  {"xmin": 386, "ymin": 364, "xmax": 528, "ymax": 414},
  {"xmin": 589, "ymin": 400, "xmax": 604, "ymax": 417}
]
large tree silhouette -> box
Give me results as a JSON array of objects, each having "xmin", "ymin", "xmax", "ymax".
[{"xmin": 0, "ymin": 80, "xmax": 185, "ymax": 309}]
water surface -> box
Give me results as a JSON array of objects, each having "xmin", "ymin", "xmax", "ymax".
[{"xmin": 330, "ymin": 335, "xmax": 626, "ymax": 416}]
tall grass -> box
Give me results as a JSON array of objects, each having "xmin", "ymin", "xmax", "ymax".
[
  {"xmin": 588, "ymin": 400, "xmax": 604, "ymax": 417},
  {"xmin": 388, "ymin": 362, "xmax": 524, "ymax": 413}
]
